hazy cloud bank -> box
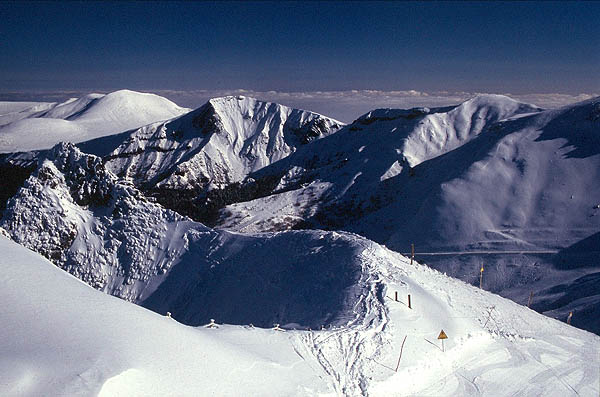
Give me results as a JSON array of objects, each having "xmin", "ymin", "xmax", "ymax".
[{"xmin": 1, "ymin": 89, "xmax": 596, "ymax": 123}]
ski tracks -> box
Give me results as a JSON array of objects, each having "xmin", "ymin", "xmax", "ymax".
[{"xmin": 290, "ymin": 240, "xmax": 391, "ymax": 396}]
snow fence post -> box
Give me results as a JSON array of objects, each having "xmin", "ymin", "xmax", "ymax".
[{"xmin": 528, "ymin": 291, "xmax": 534, "ymax": 308}]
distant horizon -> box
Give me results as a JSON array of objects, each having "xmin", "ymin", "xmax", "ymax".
[{"xmin": 0, "ymin": 88, "xmax": 596, "ymax": 123}]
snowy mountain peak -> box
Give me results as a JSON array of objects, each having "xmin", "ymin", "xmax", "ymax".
[
  {"xmin": 43, "ymin": 142, "xmax": 114, "ymax": 207},
  {"xmin": 97, "ymin": 96, "xmax": 344, "ymax": 193}
]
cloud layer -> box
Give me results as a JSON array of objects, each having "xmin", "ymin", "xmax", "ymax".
[{"xmin": 1, "ymin": 89, "xmax": 596, "ymax": 123}]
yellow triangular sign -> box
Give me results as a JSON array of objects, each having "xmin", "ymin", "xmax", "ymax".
[{"xmin": 437, "ymin": 329, "xmax": 448, "ymax": 340}]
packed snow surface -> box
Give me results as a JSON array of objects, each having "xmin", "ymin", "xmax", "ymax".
[{"xmin": 0, "ymin": 90, "xmax": 190, "ymax": 153}]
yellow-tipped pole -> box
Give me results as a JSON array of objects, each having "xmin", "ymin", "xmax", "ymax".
[{"xmin": 479, "ymin": 264, "xmax": 484, "ymax": 289}]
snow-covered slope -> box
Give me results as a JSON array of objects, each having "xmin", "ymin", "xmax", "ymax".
[
  {"xmin": 0, "ymin": 101, "xmax": 55, "ymax": 126},
  {"xmin": 217, "ymin": 94, "xmax": 543, "ymax": 231},
  {"xmin": 0, "ymin": 143, "xmax": 369, "ymax": 328},
  {"xmin": 215, "ymin": 96, "xmax": 600, "ymax": 333},
  {"xmin": 352, "ymin": 94, "xmax": 541, "ymax": 168},
  {"xmin": 0, "ymin": 90, "xmax": 189, "ymax": 153},
  {"xmin": 80, "ymin": 95, "xmax": 344, "ymax": 191},
  {"xmin": 0, "ymin": 236, "xmax": 332, "ymax": 396},
  {"xmin": 2, "ymin": 228, "xmax": 599, "ymax": 396}
]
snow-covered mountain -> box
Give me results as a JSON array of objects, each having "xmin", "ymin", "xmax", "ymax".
[
  {"xmin": 216, "ymin": 94, "xmax": 544, "ymax": 231},
  {"xmin": 1, "ymin": 97, "xmax": 599, "ymax": 395},
  {"xmin": 2, "ymin": 226, "xmax": 599, "ymax": 396},
  {"xmin": 214, "ymin": 95, "xmax": 600, "ymax": 333},
  {"xmin": 79, "ymin": 95, "xmax": 343, "ymax": 189},
  {"xmin": 1, "ymin": 143, "xmax": 368, "ymax": 328},
  {"xmin": 74, "ymin": 95, "xmax": 343, "ymax": 224},
  {"xmin": 0, "ymin": 90, "xmax": 190, "ymax": 153}
]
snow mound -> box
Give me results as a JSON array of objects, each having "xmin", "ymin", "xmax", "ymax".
[
  {"xmin": 0, "ymin": 236, "xmax": 332, "ymax": 396},
  {"xmin": 0, "ymin": 90, "xmax": 190, "ymax": 153}
]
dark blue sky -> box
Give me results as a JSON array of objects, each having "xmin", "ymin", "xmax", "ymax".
[{"xmin": 1, "ymin": 1, "xmax": 599, "ymax": 94}]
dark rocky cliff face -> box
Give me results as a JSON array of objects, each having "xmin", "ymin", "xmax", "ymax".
[{"xmin": 0, "ymin": 162, "xmax": 35, "ymax": 217}]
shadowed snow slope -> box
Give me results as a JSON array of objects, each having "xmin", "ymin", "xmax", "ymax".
[
  {"xmin": 216, "ymin": 96, "xmax": 600, "ymax": 333},
  {"xmin": 0, "ymin": 90, "xmax": 190, "ymax": 153},
  {"xmin": 0, "ymin": 236, "xmax": 332, "ymax": 396},
  {"xmin": 0, "ymin": 143, "xmax": 372, "ymax": 329}
]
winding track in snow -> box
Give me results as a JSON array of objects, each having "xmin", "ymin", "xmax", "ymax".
[{"xmin": 290, "ymin": 241, "xmax": 391, "ymax": 396}]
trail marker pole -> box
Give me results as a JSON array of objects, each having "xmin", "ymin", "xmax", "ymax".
[
  {"xmin": 395, "ymin": 335, "xmax": 408, "ymax": 372},
  {"xmin": 408, "ymin": 294, "xmax": 412, "ymax": 309},
  {"xmin": 411, "ymin": 244, "xmax": 415, "ymax": 265},
  {"xmin": 437, "ymin": 329, "xmax": 448, "ymax": 352},
  {"xmin": 395, "ymin": 291, "xmax": 398, "ymax": 302},
  {"xmin": 567, "ymin": 311, "xmax": 573, "ymax": 325},
  {"xmin": 528, "ymin": 291, "xmax": 534, "ymax": 308},
  {"xmin": 479, "ymin": 264, "xmax": 484, "ymax": 289}
]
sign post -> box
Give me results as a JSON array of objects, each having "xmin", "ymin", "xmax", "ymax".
[
  {"xmin": 411, "ymin": 244, "xmax": 415, "ymax": 265},
  {"xmin": 437, "ymin": 329, "xmax": 448, "ymax": 352},
  {"xmin": 479, "ymin": 264, "xmax": 484, "ymax": 289}
]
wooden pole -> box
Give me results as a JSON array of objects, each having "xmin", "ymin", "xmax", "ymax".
[
  {"xmin": 395, "ymin": 335, "xmax": 408, "ymax": 372},
  {"xmin": 567, "ymin": 311, "xmax": 573, "ymax": 325},
  {"xmin": 395, "ymin": 291, "xmax": 398, "ymax": 302},
  {"xmin": 408, "ymin": 294, "xmax": 412, "ymax": 309},
  {"xmin": 411, "ymin": 244, "xmax": 415, "ymax": 265},
  {"xmin": 528, "ymin": 291, "xmax": 534, "ymax": 308}
]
